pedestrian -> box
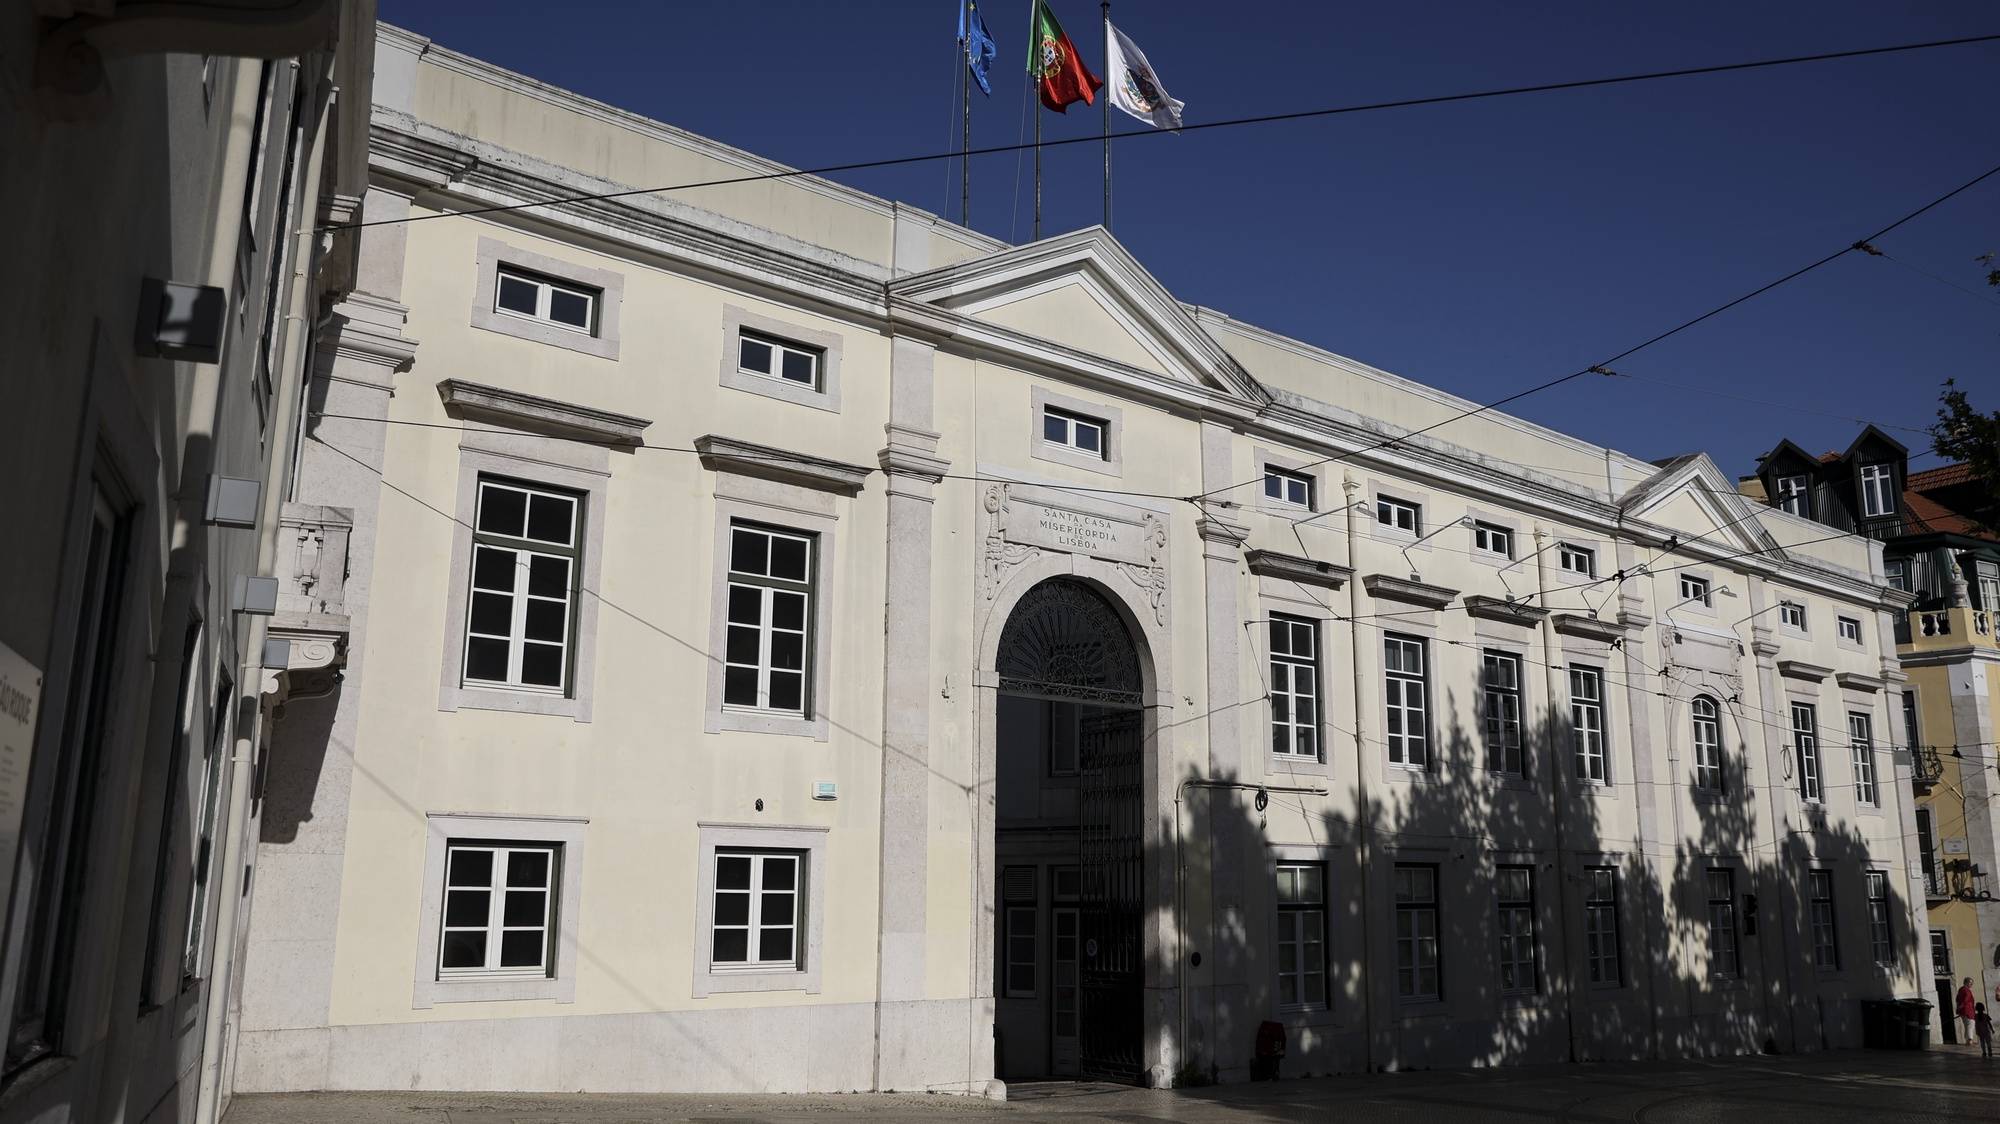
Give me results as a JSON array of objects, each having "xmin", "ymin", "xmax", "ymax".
[
  {"xmin": 1979, "ymin": 1003, "xmax": 1994, "ymax": 1060},
  {"xmin": 1959, "ymin": 977, "xmax": 1978, "ymax": 1043}
]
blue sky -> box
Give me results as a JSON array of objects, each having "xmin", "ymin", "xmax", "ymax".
[{"xmin": 380, "ymin": 1, "xmax": 1998, "ymax": 476}]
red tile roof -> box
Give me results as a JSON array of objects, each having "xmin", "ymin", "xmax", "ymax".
[{"xmin": 1909, "ymin": 463, "xmax": 1973, "ymax": 491}]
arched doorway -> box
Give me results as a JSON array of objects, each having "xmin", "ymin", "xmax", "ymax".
[{"xmin": 992, "ymin": 578, "xmax": 1147, "ymax": 1083}]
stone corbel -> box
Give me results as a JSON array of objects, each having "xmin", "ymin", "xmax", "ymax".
[
  {"xmin": 1551, "ymin": 613, "xmax": 1624, "ymax": 644},
  {"xmin": 1247, "ymin": 550, "xmax": 1352, "ymax": 591},
  {"xmin": 1462, "ymin": 594, "xmax": 1547, "ymax": 627},
  {"xmin": 263, "ymin": 615, "xmax": 349, "ymax": 707},
  {"xmin": 1362, "ymin": 574, "xmax": 1458, "ymax": 610},
  {"xmin": 1777, "ymin": 658, "xmax": 1833, "ymax": 683},
  {"xmin": 878, "ymin": 422, "xmax": 949, "ymax": 494}
]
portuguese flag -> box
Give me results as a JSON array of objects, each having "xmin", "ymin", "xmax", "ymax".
[{"xmin": 1027, "ymin": 0, "xmax": 1102, "ymax": 113}]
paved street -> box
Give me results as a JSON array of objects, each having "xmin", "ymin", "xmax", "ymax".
[{"xmin": 228, "ymin": 1046, "xmax": 2000, "ymax": 1123}]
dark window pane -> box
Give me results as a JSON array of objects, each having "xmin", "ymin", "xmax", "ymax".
[
  {"xmin": 723, "ymin": 667, "xmax": 758, "ymax": 707},
  {"xmin": 479, "ymin": 485, "xmax": 527, "ymax": 537},
  {"xmin": 1270, "ymin": 621, "xmax": 1288, "ymax": 655},
  {"xmin": 496, "ymin": 275, "xmax": 539, "ymax": 316},
  {"xmin": 547, "ymin": 288, "xmax": 591, "ymax": 329},
  {"xmin": 715, "ymin": 890, "xmax": 750, "ymax": 926},
  {"xmin": 763, "ymin": 859, "xmax": 796, "ymax": 890},
  {"xmin": 727, "ymin": 584, "xmax": 762, "ymax": 626},
  {"xmin": 472, "ymin": 546, "xmax": 517, "ymax": 591},
  {"xmin": 768, "ymin": 671, "xmax": 803, "ymax": 713},
  {"xmin": 770, "ymin": 631, "xmax": 804, "ymax": 672},
  {"xmin": 524, "ymin": 599, "xmax": 567, "ymax": 643},
  {"xmin": 726, "ymin": 625, "xmax": 761, "ymax": 665},
  {"xmin": 761, "ymin": 892, "xmax": 795, "ymax": 925},
  {"xmin": 739, "ymin": 338, "xmax": 773, "ymax": 374},
  {"xmin": 528, "ymin": 554, "xmax": 569, "ymax": 599},
  {"xmin": 769, "ymin": 535, "xmax": 808, "ymax": 581},
  {"xmin": 771, "ymin": 591, "xmax": 806, "ymax": 631},
  {"xmin": 1264, "ymin": 476, "xmax": 1281, "ymax": 499},
  {"xmin": 520, "ymin": 642, "xmax": 563, "ymax": 687},
  {"xmin": 713, "ymin": 928, "xmax": 748, "ymax": 963},
  {"xmin": 464, "ymin": 637, "xmax": 509, "ymax": 682},
  {"xmin": 731, "ymin": 528, "xmax": 768, "ymax": 575},
  {"xmin": 440, "ymin": 930, "xmax": 485, "ymax": 969},
  {"xmin": 499, "ymin": 930, "xmax": 544, "ymax": 969},
  {"xmin": 469, "ymin": 591, "xmax": 513, "ymax": 637},
  {"xmin": 780, "ymin": 350, "xmax": 816, "ymax": 385},
  {"xmin": 716, "ymin": 855, "xmax": 752, "ymax": 890},
  {"xmin": 504, "ymin": 890, "xmax": 547, "ymax": 926},
  {"xmin": 449, "ymin": 848, "xmax": 493, "ymax": 887},
  {"xmin": 527, "ymin": 494, "xmax": 575, "ymax": 545},
  {"xmin": 444, "ymin": 889, "xmax": 489, "ymax": 926},
  {"xmin": 759, "ymin": 927, "xmax": 795, "ymax": 963},
  {"xmin": 1075, "ymin": 424, "xmax": 1101, "ymax": 453},
  {"xmin": 508, "ymin": 849, "xmax": 550, "ymax": 887},
  {"xmin": 1043, "ymin": 413, "xmax": 1066, "ymax": 442}
]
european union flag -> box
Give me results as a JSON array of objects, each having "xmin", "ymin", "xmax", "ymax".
[{"xmin": 960, "ymin": 0, "xmax": 997, "ymax": 96}]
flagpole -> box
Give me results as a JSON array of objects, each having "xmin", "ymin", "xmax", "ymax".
[
  {"xmin": 1101, "ymin": 1, "xmax": 1110, "ymax": 231},
  {"xmin": 1029, "ymin": 0, "xmax": 1041, "ymax": 241},
  {"xmin": 961, "ymin": 1, "xmax": 971, "ymax": 226}
]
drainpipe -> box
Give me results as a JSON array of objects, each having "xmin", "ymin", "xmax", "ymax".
[
  {"xmin": 1531, "ymin": 529, "xmax": 1580, "ymax": 1063},
  {"xmin": 1342, "ymin": 474, "xmax": 1376, "ymax": 1072}
]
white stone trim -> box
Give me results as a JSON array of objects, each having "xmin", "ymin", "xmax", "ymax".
[
  {"xmin": 691, "ymin": 822, "xmax": 828, "ymax": 997},
  {"xmin": 703, "ymin": 489, "xmax": 839, "ymax": 740},
  {"xmin": 470, "ymin": 235, "xmax": 624, "ymax": 360},
  {"xmin": 412, "ymin": 813, "xmax": 588, "ymax": 1007},
  {"xmin": 1256, "ymin": 582, "xmax": 1333, "ymax": 776},
  {"xmin": 1029, "ymin": 385, "xmax": 1124, "ymax": 478},
  {"xmin": 718, "ymin": 304, "xmax": 844, "ymax": 413}
]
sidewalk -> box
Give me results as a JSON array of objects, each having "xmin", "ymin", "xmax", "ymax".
[{"xmin": 226, "ymin": 1047, "xmax": 2000, "ymax": 1123}]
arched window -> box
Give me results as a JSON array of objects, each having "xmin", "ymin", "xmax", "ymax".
[{"xmin": 1692, "ymin": 696, "xmax": 1724, "ymax": 792}]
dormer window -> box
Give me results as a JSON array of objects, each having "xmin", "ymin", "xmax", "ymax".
[
  {"xmin": 1775, "ymin": 474, "xmax": 1809, "ymax": 518},
  {"xmin": 1859, "ymin": 463, "xmax": 1895, "ymax": 518}
]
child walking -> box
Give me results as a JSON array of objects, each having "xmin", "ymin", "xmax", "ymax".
[{"xmin": 1979, "ymin": 1003, "xmax": 1994, "ymax": 1060}]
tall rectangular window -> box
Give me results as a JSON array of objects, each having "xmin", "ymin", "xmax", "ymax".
[
  {"xmin": 1263, "ymin": 466, "xmax": 1313, "ymax": 509},
  {"xmin": 1584, "ymin": 867, "xmax": 1622, "ymax": 987},
  {"xmin": 1792, "ymin": 703, "xmax": 1821, "ymax": 802},
  {"xmin": 1859, "ymin": 463, "xmax": 1896, "ymax": 517},
  {"xmin": 711, "ymin": 850, "xmax": 803, "ymax": 970},
  {"xmin": 1901, "ymin": 689, "xmax": 1921, "ymax": 751},
  {"xmin": 1375, "ymin": 496, "xmax": 1421, "ymax": 534},
  {"xmin": 182, "ymin": 674, "xmax": 233, "ymax": 982},
  {"xmin": 437, "ymin": 841, "xmax": 559, "ymax": 980},
  {"xmin": 1394, "ymin": 864, "xmax": 1440, "ymax": 1001},
  {"xmin": 1002, "ymin": 866, "xmax": 1037, "ymax": 998},
  {"xmin": 1849, "ymin": 712, "xmax": 1878, "ymax": 807},
  {"xmin": 1569, "ymin": 666, "xmax": 1607, "ymax": 783},
  {"xmin": 1866, "ymin": 870, "xmax": 1893, "ymax": 965},
  {"xmin": 1275, "ymin": 863, "xmax": 1327, "ymax": 1009},
  {"xmin": 1705, "ymin": 868, "xmax": 1740, "ymax": 978},
  {"xmin": 1481, "ymin": 650, "xmax": 1524, "ymax": 776},
  {"xmin": 723, "ymin": 522, "xmax": 816, "ymax": 716},
  {"xmin": 1931, "ymin": 929, "xmax": 1952, "ymax": 978},
  {"xmin": 1042, "ymin": 405, "xmax": 1106, "ymax": 457},
  {"xmin": 1916, "ymin": 807, "xmax": 1940, "ymax": 897},
  {"xmin": 1978, "ymin": 562, "xmax": 2000, "ymax": 613},
  {"xmin": 1495, "ymin": 865, "xmax": 1538, "ymax": 995},
  {"xmin": 1692, "ymin": 695, "xmax": 1724, "ymax": 792},
  {"xmin": 1384, "ymin": 635, "xmax": 1429, "ymax": 769},
  {"xmin": 463, "ymin": 478, "xmax": 581, "ymax": 694},
  {"xmin": 494, "ymin": 265, "xmax": 599, "ymax": 334},
  {"xmin": 1807, "ymin": 869, "xmax": 1839, "ymax": 969},
  {"xmin": 1269, "ymin": 615, "xmax": 1319, "ymax": 760},
  {"xmin": 1776, "ymin": 474, "xmax": 1810, "ymax": 517}
]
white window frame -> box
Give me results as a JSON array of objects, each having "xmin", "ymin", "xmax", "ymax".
[
  {"xmin": 1778, "ymin": 600, "xmax": 1806, "ymax": 632},
  {"xmin": 436, "ymin": 841, "xmax": 560, "ymax": 981},
  {"xmin": 705, "ymin": 483, "xmax": 839, "ymax": 740},
  {"xmin": 494, "ymin": 266, "xmax": 599, "ymax": 336},
  {"xmin": 1866, "ymin": 870, "xmax": 1893, "ymax": 965},
  {"xmin": 1496, "ymin": 865, "xmax": 1538, "ymax": 995},
  {"xmin": 1584, "ymin": 866, "xmax": 1622, "ymax": 988},
  {"xmin": 1264, "ymin": 466, "xmax": 1314, "ymax": 509},
  {"xmin": 1849, "ymin": 711, "xmax": 1878, "ymax": 807},
  {"xmin": 1977, "ymin": 561, "xmax": 2000, "ymax": 613},
  {"xmin": 1558, "ymin": 542, "xmax": 1597, "ymax": 578},
  {"xmin": 1029, "ymin": 387, "xmax": 1124, "ymax": 477},
  {"xmin": 1481, "ymin": 650, "xmax": 1525, "ymax": 777},
  {"xmin": 460, "ymin": 477, "xmax": 582, "ymax": 697},
  {"xmin": 1776, "ymin": 474, "xmax": 1810, "ymax": 518},
  {"xmin": 1679, "ymin": 575, "xmax": 1711, "ymax": 607},
  {"xmin": 1792, "ymin": 702, "xmax": 1822, "ymax": 802},
  {"xmin": 470, "ymin": 235, "xmax": 623, "ymax": 360},
  {"xmin": 1807, "ymin": 869, "xmax": 1839, "ymax": 970},
  {"xmin": 1930, "ymin": 928, "xmax": 1951, "ymax": 979},
  {"xmin": 718, "ymin": 305, "xmax": 845, "ymax": 412},
  {"xmin": 693, "ymin": 823, "xmax": 827, "ymax": 996},
  {"xmin": 1394, "ymin": 864, "xmax": 1440, "ymax": 1002},
  {"xmin": 1884, "ymin": 558, "xmax": 1911, "ymax": 592},
  {"xmin": 736, "ymin": 329, "xmax": 823, "ymax": 391},
  {"xmin": 1275, "ymin": 862, "xmax": 1328, "ymax": 1010},
  {"xmin": 720, "ymin": 521, "xmax": 817, "ymax": 719},
  {"xmin": 412, "ymin": 813, "xmax": 586, "ymax": 1007},
  {"xmin": 1375, "ymin": 495, "xmax": 1422, "ymax": 536},
  {"xmin": 1472, "ymin": 521, "xmax": 1514, "ymax": 559},
  {"xmin": 1691, "ymin": 695, "xmax": 1724, "ymax": 792},
  {"xmin": 1042, "ymin": 406, "xmax": 1106, "ymax": 457},
  {"xmin": 1569, "ymin": 665, "xmax": 1607, "ymax": 784},
  {"xmin": 709, "ymin": 850, "xmax": 805, "ymax": 973},
  {"xmin": 1859, "ymin": 463, "xmax": 1895, "ymax": 517},
  {"xmin": 1384, "ymin": 634, "xmax": 1429, "ymax": 770},
  {"xmin": 1836, "ymin": 616, "xmax": 1862, "ymax": 645},
  {"xmin": 1269, "ymin": 614, "xmax": 1320, "ymax": 761}
]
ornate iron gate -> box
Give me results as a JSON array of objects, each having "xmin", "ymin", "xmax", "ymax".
[{"xmin": 1077, "ymin": 710, "xmax": 1144, "ymax": 1082}]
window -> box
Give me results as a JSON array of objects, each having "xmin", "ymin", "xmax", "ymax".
[
  {"xmin": 1003, "ymin": 866, "xmax": 1037, "ymax": 998},
  {"xmin": 1978, "ymin": 562, "xmax": 2000, "ymax": 613},
  {"xmin": 1473, "ymin": 521, "xmax": 1514, "ymax": 559},
  {"xmin": 1692, "ymin": 695, "xmax": 1724, "ymax": 792},
  {"xmin": 1264, "ymin": 466, "xmax": 1313, "ymax": 509},
  {"xmin": 1569, "ymin": 666, "xmax": 1607, "ymax": 783},
  {"xmin": 1052, "ymin": 872, "xmax": 1079, "ymax": 1038},
  {"xmin": 1807, "ymin": 869, "xmax": 1839, "ymax": 969},
  {"xmin": 1837, "ymin": 616, "xmax": 1862, "ymax": 644},
  {"xmin": 1042, "ymin": 405, "xmax": 1106, "ymax": 457},
  {"xmin": 495, "ymin": 266, "xmax": 598, "ymax": 334},
  {"xmin": 1902, "ymin": 689, "xmax": 1921, "ymax": 751},
  {"xmin": 1706, "ymin": 868, "xmax": 1740, "ymax": 978},
  {"xmin": 1778, "ymin": 600, "xmax": 1806, "ymax": 631},
  {"xmin": 1047, "ymin": 701, "xmax": 1080, "ymax": 776},
  {"xmin": 1792, "ymin": 702, "xmax": 1821, "ymax": 802},
  {"xmin": 1849, "ymin": 712, "xmax": 1878, "ymax": 807},
  {"xmin": 1558, "ymin": 543, "xmax": 1596, "ymax": 577},
  {"xmin": 463, "ymin": 478, "xmax": 581, "ymax": 694},
  {"xmin": 712, "ymin": 850, "xmax": 804, "ymax": 971},
  {"xmin": 182, "ymin": 674, "xmax": 232, "ymax": 982},
  {"xmin": 1916, "ymin": 807, "xmax": 1941, "ymax": 897},
  {"xmin": 1375, "ymin": 496, "xmax": 1421, "ymax": 535},
  {"xmin": 1584, "ymin": 867, "xmax": 1622, "ymax": 987},
  {"xmin": 437, "ymin": 842, "xmax": 559, "ymax": 980},
  {"xmin": 737, "ymin": 329, "xmax": 822, "ymax": 390},
  {"xmin": 1931, "ymin": 929, "xmax": 1952, "ymax": 978},
  {"xmin": 723, "ymin": 522, "xmax": 816, "ymax": 716},
  {"xmin": 1481, "ymin": 651, "xmax": 1525, "ymax": 776},
  {"xmin": 1866, "ymin": 871, "xmax": 1893, "ymax": 965},
  {"xmin": 1776, "ymin": 474, "xmax": 1810, "ymax": 518},
  {"xmin": 1384, "ymin": 635, "xmax": 1429, "ymax": 769},
  {"xmin": 1884, "ymin": 558, "xmax": 1910, "ymax": 592},
  {"xmin": 1394, "ymin": 865, "xmax": 1440, "ymax": 1001},
  {"xmin": 1275, "ymin": 863, "xmax": 1328, "ymax": 1009},
  {"xmin": 1679, "ymin": 575, "xmax": 1711, "ymax": 607},
  {"xmin": 1270, "ymin": 615, "xmax": 1320, "ymax": 759},
  {"xmin": 1859, "ymin": 463, "xmax": 1895, "ymax": 517},
  {"xmin": 1496, "ymin": 865, "xmax": 1538, "ymax": 995}
]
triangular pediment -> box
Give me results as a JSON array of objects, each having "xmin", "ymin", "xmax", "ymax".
[
  {"xmin": 892, "ymin": 227, "xmax": 1264, "ymax": 401},
  {"xmin": 1620, "ymin": 453, "xmax": 1787, "ymax": 562}
]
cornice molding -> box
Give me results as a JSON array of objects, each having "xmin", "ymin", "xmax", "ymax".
[
  {"xmin": 696, "ymin": 435, "xmax": 870, "ymax": 496},
  {"xmin": 1196, "ymin": 515, "xmax": 1252, "ymax": 548},
  {"xmin": 1552, "ymin": 613, "xmax": 1624, "ymax": 643},
  {"xmin": 1462, "ymin": 595, "xmax": 1549, "ymax": 627},
  {"xmin": 1777, "ymin": 659, "xmax": 1834, "ymax": 683},
  {"xmin": 1361, "ymin": 574, "xmax": 1457, "ymax": 609},
  {"xmin": 1246, "ymin": 550, "xmax": 1352, "ymax": 590},
  {"xmin": 1834, "ymin": 670, "xmax": 1884, "ymax": 693},
  {"xmin": 436, "ymin": 379, "xmax": 652, "ymax": 446}
]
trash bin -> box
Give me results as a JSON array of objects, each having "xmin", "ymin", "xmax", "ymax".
[
  {"xmin": 1859, "ymin": 999, "xmax": 1890, "ymax": 1048},
  {"xmin": 1897, "ymin": 998, "xmax": 1933, "ymax": 1050}
]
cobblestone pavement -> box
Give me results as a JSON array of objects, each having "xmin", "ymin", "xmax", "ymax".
[{"xmin": 227, "ymin": 1046, "xmax": 2000, "ymax": 1123}]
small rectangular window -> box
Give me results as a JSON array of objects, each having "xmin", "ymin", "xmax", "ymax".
[
  {"xmin": 1384, "ymin": 634, "xmax": 1428, "ymax": 769},
  {"xmin": 1042, "ymin": 406, "xmax": 1107, "ymax": 457},
  {"xmin": 1375, "ymin": 496, "xmax": 1421, "ymax": 535},
  {"xmin": 1263, "ymin": 467, "xmax": 1313, "ymax": 509},
  {"xmin": 1270, "ymin": 615, "xmax": 1320, "ymax": 760},
  {"xmin": 1394, "ymin": 864, "xmax": 1440, "ymax": 1001},
  {"xmin": 1496, "ymin": 865, "xmax": 1538, "ymax": 995},
  {"xmin": 1778, "ymin": 600, "xmax": 1806, "ymax": 631},
  {"xmin": 1481, "ymin": 651, "xmax": 1524, "ymax": 776},
  {"xmin": 1776, "ymin": 474, "xmax": 1810, "ymax": 518},
  {"xmin": 494, "ymin": 266, "xmax": 599, "ymax": 335},
  {"xmin": 711, "ymin": 850, "xmax": 804, "ymax": 970},
  {"xmin": 1884, "ymin": 558, "xmax": 1911, "ymax": 592},
  {"xmin": 1569, "ymin": 666, "xmax": 1607, "ymax": 783},
  {"xmin": 1859, "ymin": 463, "xmax": 1896, "ymax": 518},
  {"xmin": 1836, "ymin": 616, "xmax": 1861, "ymax": 644},
  {"xmin": 463, "ymin": 478, "xmax": 582, "ymax": 695},
  {"xmin": 1472, "ymin": 521, "xmax": 1514, "ymax": 559},
  {"xmin": 1866, "ymin": 871, "xmax": 1893, "ymax": 965},
  {"xmin": 1679, "ymin": 575, "xmax": 1711, "ymax": 606},
  {"xmin": 1792, "ymin": 702, "xmax": 1821, "ymax": 802},
  {"xmin": 1706, "ymin": 868, "xmax": 1740, "ymax": 978},
  {"xmin": 1584, "ymin": 867, "xmax": 1621, "ymax": 987},
  {"xmin": 1807, "ymin": 869, "xmax": 1839, "ymax": 969},
  {"xmin": 723, "ymin": 521, "xmax": 817, "ymax": 717},
  {"xmin": 737, "ymin": 330, "xmax": 823, "ymax": 391},
  {"xmin": 1558, "ymin": 543, "xmax": 1596, "ymax": 577},
  {"xmin": 437, "ymin": 841, "xmax": 559, "ymax": 980},
  {"xmin": 1849, "ymin": 712, "xmax": 1878, "ymax": 807},
  {"xmin": 1275, "ymin": 863, "xmax": 1327, "ymax": 1009}
]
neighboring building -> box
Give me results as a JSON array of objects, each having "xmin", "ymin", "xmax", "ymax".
[
  {"xmin": 1745, "ymin": 434, "xmax": 2000, "ymax": 1040},
  {"xmin": 0, "ymin": 4, "xmax": 373, "ymax": 1121},
  {"xmin": 231, "ymin": 25, "xmax": 1927, "ymax": 1095}
]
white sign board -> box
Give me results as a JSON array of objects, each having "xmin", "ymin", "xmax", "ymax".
[
  {"xmin": 1004, "ymin": 496, "xmax": 1152, "ymax": 567},
  {"xmin": 0, "ymin": 640, "xmax": 43, "ymax": 930}
]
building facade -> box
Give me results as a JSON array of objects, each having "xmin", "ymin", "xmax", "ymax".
[
  {"xmin": 0, "ymin": 4, "xmax": 372, "ymax": 1122},
  {"xmin": 1745, "ymin": 437, "xmax": 2000, "ymax": 1039},
  {"xmin": 232, "ymin": 25, "xmax": 1928, "ymax": 1095}
]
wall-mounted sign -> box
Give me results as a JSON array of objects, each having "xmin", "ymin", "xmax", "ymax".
[
  {"xmin": 1943, "ymin": 838, "xmax": 1969, "ymax": 855},
  {"xmin": 0, "ymin": 639, "xmax": 44, "ymax": 929},
  {"xmin": 1003, "ymin": 494, "xmax": 1152, "ymax": 567}
]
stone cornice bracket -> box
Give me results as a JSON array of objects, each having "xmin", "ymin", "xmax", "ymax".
[
  {"xmin": 877, "ymin": 423, "xmax": 949, "ymax": 486},
  {"xmin": 1361, "ymin": 573, "xmax": 1458, "ymax": 610},
  {"xmin": 1462, "ymin": 595, "xmax": 1549, "ymax": 627},
  {"xmin": 1751, "ymin": 638, "xmax": 1782, "ymax": 660},
  {"xmin": 320, "ymin": 293, "xmax": 418, "ymax": 383},
  {"xmin": 696, "ymin": 435, "xmax": 870, "ymax": 496},
  {"xmin": 1777, "ymin": 658, "xmax": 1833, "ymax": 683},
  {"xmin": 438, "ymin": 379, "xmax": 652, "ymax": 447},
  {"xmin": 1551, "ymin": 613, "xmax": 1624, "ymax": 644},
  {"xmin": 1246, "ymin": 549, "xmax": 1351, "ymax": 591},
  {"xmin": 1195, "ymin": 513, "xmax": 1251, "ymax": 548},
  {"xmin": 1834, "ymin": 670, "xmax": 1884, "ymax": 693}
]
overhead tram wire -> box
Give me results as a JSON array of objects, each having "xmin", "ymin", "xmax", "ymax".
[{"xmin": 319, "ymin": 32, "xmax": 2000, "ymax": 234}]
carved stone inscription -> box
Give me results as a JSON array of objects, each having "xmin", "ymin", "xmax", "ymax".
[{"xmin": 1007, "ymin": 496, "xmax": 1149, "ymax": 567}]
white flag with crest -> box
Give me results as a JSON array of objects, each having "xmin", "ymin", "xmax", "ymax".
[{"xmin": 1105, "ymin": 22, "xmax": 1184, "ymax": 130}]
